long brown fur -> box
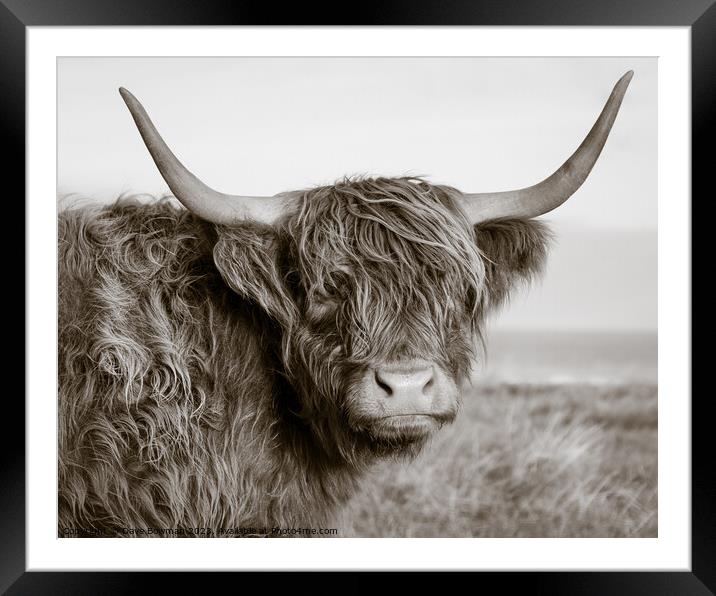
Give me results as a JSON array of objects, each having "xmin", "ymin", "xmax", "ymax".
[{"xmin": 58, "ymin": 177, "xmax": 550, "ymax": 536}]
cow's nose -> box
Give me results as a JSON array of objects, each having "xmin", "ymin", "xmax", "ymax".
[{"xmin": 374, "ymin": 366, "xmax": 436, "ymax": 399}]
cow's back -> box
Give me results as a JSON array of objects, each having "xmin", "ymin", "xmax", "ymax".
[
  {"xmin": 57, "ymin": 198, "xmax": 361, "ymax": 535},
  {"xmin": 57, "ymin": 199, "xmax": 246, "ymax": 533}
]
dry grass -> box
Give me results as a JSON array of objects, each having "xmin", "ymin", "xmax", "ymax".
[{"xmin": 339, "ymin": 383, "xmax": 657, "ymax": 537}]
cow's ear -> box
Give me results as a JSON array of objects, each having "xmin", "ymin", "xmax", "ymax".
[
  {"xmin": 473, "ymin": 219, "xmax": 552, "ymax": 311},
  {"xmin": 213, "ymin": 224, "xmax": 298, "ymax": 328}
]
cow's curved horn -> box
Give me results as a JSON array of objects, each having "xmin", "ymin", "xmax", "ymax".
[
  {"xmin": 119, "ymin": 88, "xmax": 287, "ymax": 225},
  {"xmin": 461, "ymin": 70, "xmax": 633, "ymax": 223}
]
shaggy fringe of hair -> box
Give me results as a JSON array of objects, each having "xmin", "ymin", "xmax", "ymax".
[
  {"xmin": 290, "ymin": 177, "xmax": 485, "ymax": 361},
  {"xmin": 59, "ymin": 179, "xmax": 551, "ymax": 535}
]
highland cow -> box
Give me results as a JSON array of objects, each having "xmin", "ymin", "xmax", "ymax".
[{"xmin": 58, "ymin": 72, "xmax": 633, "ymax": 536}]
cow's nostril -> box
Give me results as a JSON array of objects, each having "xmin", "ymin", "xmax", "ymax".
[
  {"xmin": 374, "ymin": 371, "xmax": 393, "ymax": 396},
  {"xmin": 423, "ymin": 376, "xmax": 434, "ymax": 392}
]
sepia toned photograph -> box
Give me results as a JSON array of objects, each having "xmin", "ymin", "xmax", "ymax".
[{"xmin": 57, "ymin": 56, "xmax": 657, "ymax": 539}]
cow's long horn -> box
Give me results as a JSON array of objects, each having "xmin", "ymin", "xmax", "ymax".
[
  {"xmin": 461, "ymin": 70, "xmax": 633, "ymax": 223},
  {"xmin": 119, "ymin": 88, "xmax": 287, "ymax": 225}
]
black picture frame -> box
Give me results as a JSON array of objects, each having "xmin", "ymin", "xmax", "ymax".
[{"xmin": 9, "ymin": 0, "xmax": 708, "ymax": 592}]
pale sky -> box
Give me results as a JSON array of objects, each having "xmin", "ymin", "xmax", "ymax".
[{"xmin": 58, "ymin": 57, "xmax": 657, "ymax": 332}]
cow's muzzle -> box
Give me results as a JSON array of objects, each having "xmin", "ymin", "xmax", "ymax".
[{"xmin": 353, "ymin": 360, "xmax": 459, "ymax": 440}]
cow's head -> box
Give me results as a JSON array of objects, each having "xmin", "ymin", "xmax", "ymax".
[{"xmin": 119, "ymin": 71, "xmax": 632, "ymax": 459}]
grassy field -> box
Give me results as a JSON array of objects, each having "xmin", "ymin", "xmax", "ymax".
[{"xmin": 340, "ymin": 382, "xmax": 657, "ymax": 538}]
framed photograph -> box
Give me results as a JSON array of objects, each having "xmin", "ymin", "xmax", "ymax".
[{"xmin": 14, "ymin": 0, "xmax": 707, "ymax": 592}]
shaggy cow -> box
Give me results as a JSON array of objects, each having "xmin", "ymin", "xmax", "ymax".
[{"xmin": 58, "ymin": 72, "xmax": 633, "ymax": 536}]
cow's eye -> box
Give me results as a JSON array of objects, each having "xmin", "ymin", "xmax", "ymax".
[
  {"xmin": 306, "ymin": 293, "xmax": 339, "ymax": 322},
  {"xmin": 284, "ymin": 269, "xmax": 302, "ymax": 294}
]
